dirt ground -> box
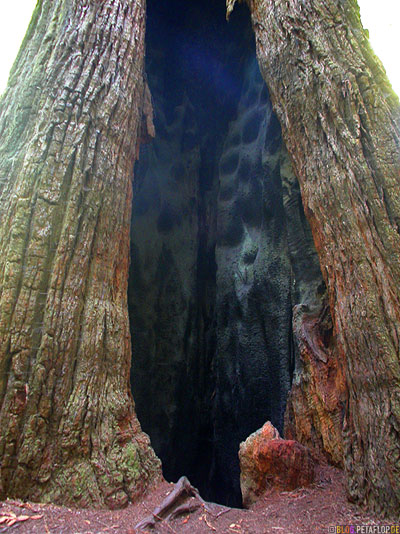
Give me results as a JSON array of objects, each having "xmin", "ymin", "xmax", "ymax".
[{"xmin": 0, "ymin": 465, "xmax": 396, "ymax": 534}]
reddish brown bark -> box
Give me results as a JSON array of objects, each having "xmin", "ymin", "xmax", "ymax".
[
  {"xmin": 284, "ymin": 300, "xmax": 346, "ymax": 467},
  {"xmin": 0, "ymin": 0, "xmax": 161, "ymax": 507},
  {"xmin": 246, "ymin": 0, "xmax": 400, "ymax": 516}
]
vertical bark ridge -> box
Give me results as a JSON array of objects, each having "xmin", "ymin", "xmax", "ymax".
[
  {"xmin": 247, "ymin": 0, "xmax": 400, "ymax": 516},
  {"xmin": 0, "ymin": 0, "xmax": 161, "ymax": 508}
]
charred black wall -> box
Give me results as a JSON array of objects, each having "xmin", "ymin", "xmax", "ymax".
[
  {"xmin": 128, "ymin": 0, "xmax": 324, "ymax": 507},
  {"xmin": 129, "ymin": 0, "xmax": 245, "ymax": 503},
  {"xmin": 211, "ymin": 57, "xmax": 293, "ymax": 504}
]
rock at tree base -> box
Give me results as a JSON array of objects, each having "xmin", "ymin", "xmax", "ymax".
[{"xmin": 239, "ymin": 422, "xmax": 315, "ymax": 507}]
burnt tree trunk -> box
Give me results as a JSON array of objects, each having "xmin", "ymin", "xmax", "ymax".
[
  {"xmin": 0, "ymin": 0, "xmax": 161, "ymax": 507},
  {"xmin": 245, "ymin": 0, "xmax": 400, "ymax": 517}
]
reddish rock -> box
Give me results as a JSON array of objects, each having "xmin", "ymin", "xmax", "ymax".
[{"xmin": 239, "ymin": 422, "xmax": 315, "ymax": 507}]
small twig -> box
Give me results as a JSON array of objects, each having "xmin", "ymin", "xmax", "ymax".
[
  {"xmin": 215, "ymin": 507, "xmax": 232, "ymax": 518},
  {"xmin": 201, "ymin": 514, "xmax": 216, "ymax": 531},
  {"xmin": 96, "ymin": 519, "xmax": 117, "ymax": 529},
  {"xmin": 290, "ymin": 493, "xmax": 307, "ymax": 500}
]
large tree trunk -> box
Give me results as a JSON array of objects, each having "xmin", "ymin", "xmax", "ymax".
[
  {"xmin": 0, "ymin": 0, "xmax": 161, "ymax": 507},
  {"xmin": 245, "ymin": 0, "xmax": 400, "ymax": 517}
]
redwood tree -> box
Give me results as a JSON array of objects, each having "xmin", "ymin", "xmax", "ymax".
[
  {"xmin": 2, "ymin": 0, "xmax": 400, "ymax": 517},
  {"xmin": 242, "ymin": 0, "xmax": 400, "ymax": 517},
  {"xmin": 0, "ymin": 0, "xmax": 160, "ymax": 507}
]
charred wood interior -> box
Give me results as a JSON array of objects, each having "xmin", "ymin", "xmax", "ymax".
[{"xmin": 128, "ymin": 0, "xmax": 337, "ymax": 507}]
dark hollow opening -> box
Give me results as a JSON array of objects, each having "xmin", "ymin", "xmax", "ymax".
[{"xmin": 128, "ymin": 0, "xmax": 324, "ymax": 507}]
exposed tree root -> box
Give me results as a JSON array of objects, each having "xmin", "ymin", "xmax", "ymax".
[{"xmin": 135, "ymin": 476, "xmax": 230, "ymax": 531}]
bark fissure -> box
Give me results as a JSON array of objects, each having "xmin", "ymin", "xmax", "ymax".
[
  {"xmin": 247, "ymin": 0, "xmax": 400, "ymax": 515},
  {"xmin": 0, "ymin": 0, "xmax": 398, "ymax": 515},
  {"xmin": 0, "ymin": 0, "xmax": 161, "ymax": 507}
]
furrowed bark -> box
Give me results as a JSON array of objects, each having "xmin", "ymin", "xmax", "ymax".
[
  {"xmin": 246, "ymin": 0, "xmax": 400, "ymax": 516},
  {"xmin": 281, "ymin": 148, "xmax": 346, "ymax": 468},
  {"xmin": 0, "ymin": 0, "xmax": 161, "ymax": 507},
  {"xmin": 284, "ymin": 298, "xmax": 346, "ymax": 468}
]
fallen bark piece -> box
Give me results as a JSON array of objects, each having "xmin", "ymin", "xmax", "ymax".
[
  {"xmin": 135, "ymin": 476, "xmax": 229, "ymax": 531},
  {"xmin": 0, "ymin": 511, "xmax": 43, "ymax": 532},
  {"xmin": 239, "ymin": 422, "xmax": 315, "ymax": 507}
]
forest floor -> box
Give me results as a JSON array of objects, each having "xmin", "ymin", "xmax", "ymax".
[{"xmin": 0, "ymin": 465, "xmax": 396, "ymax": 534}]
